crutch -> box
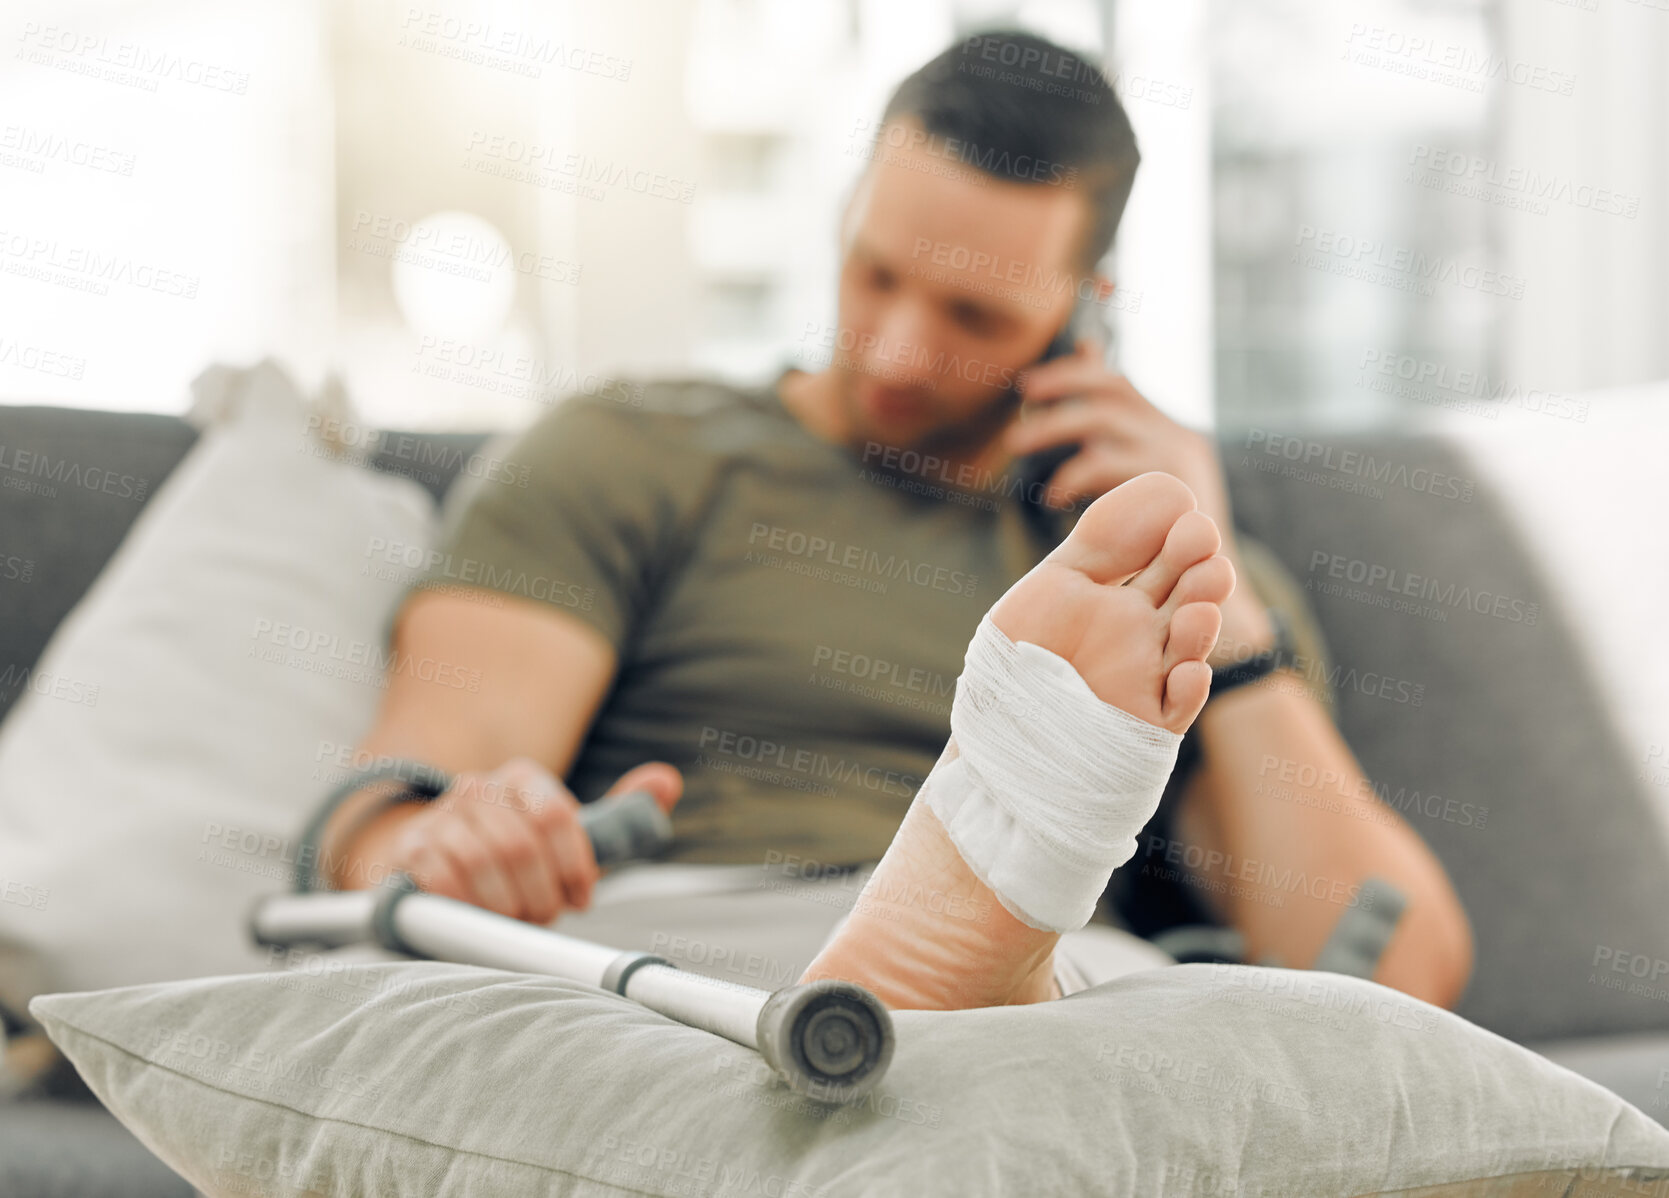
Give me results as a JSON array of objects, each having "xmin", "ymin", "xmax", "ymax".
[{"xmin": 249, "ymin": 790, "xmax": 895, "ymax": 1102}]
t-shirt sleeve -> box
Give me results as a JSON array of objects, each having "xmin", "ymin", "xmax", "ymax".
[{"xmin": 403, "ymin": 395, "xmax": 688, "ymax": 654}]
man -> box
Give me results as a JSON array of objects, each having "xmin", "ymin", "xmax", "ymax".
[{"xmin": 317, "ymin": 31, "xmax": 1472, "ymax": 1010}]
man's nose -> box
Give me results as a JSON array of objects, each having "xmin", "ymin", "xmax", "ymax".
[{"xmin": 871, "ymin": 301, "xmax": 937, "ymax": 386}]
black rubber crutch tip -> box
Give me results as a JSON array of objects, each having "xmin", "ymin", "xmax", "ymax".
[{"xmin": 755, "ymin": 979, "xmax": 895, "ymax": 1102}]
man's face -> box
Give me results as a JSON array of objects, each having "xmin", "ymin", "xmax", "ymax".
[{"xmin": 829, "ymin": 118, "xmax": 1089, "ymax": 456}]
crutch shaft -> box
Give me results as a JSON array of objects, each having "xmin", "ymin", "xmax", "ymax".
[{"xmin": 250, "ymin": 880, "xmax": 895, "ymax": 1101}]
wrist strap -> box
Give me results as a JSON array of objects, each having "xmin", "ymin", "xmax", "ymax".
[
  {"xmin": 1207, "ymin": 609, "xmax": 1293, "ymax": 701},
  {"xmin": 293, "ymin": 759, "xmax": 451, "ymax": 893}
]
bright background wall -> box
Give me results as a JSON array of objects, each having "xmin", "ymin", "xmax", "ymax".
[
  {"xmin": 3, "ymin": 0, "xmax": 1666, "ymax": 822},
  {"xmin": 6, "ymin": 0, "xmax": 1663, "ymax": 433}
]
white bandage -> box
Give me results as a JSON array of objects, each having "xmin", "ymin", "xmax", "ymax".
[{"xmin": 921, "ymin": 611, "xmax": 1185, "ymax": 934}]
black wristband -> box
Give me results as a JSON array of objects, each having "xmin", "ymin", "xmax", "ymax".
[
  {"xmin": 293, "ymin": 759, "xmax": 452, "ymax": 893},
  {"xmin": 1207, "ymin": 609, "xmax": 1293, "ymax": 701}
]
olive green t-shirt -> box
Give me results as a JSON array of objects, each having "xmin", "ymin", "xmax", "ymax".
[{"xmin": 411, "ymin": 371, "xmax": 1334, "ymax": 869}]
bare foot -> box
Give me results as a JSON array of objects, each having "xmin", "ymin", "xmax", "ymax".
[{"xmin": 798, "ymin": 472, "xmax": 1234, "ymax": 1009}]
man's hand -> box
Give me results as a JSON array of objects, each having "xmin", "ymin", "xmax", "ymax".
[
  {"xmin": 1003, "ymin": 340, "xmax": 1276, "ymax": 666},
  {"xmin": 387, "ymin": 757, "xmax": 682, "ymax": 924}
]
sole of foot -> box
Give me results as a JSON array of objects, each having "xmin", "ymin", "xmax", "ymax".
[{"xmin": 798, "ymin": 472, "xmax": 1236, "ymax": 1010}]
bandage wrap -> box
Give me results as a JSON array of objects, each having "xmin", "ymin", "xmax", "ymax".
[{"xmin": 921, "ymin": 612, "xmax": 1185, "ymax": 933}]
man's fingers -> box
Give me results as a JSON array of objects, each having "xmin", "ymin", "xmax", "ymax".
[
  {"xmin": 1016, "ymin": 355, "xmax": 1130, "ymax": 405},
  {"xmin": 545, "ymin": 816, "xmax": 601, "ymax": 914},
  {"xmin": 522, "ymin": 782, "xmax": 584, "ymax": 834},
  {"xmin": 481, "ymin": 758, "xmax": 577, "ymax": 829},
  {"xmin": 394, "ymin": 760, "xmax": 619, "ymax": 924},
  {"xmin": 488, "ymin": 775, "xmax": 596, "ymax": 913},
  {"xmin": 1044, "ymin": 443, "xmax": 1147, "ymax": 508},
  {"xmin": 603, "ymin": 761, "xmax": 685, "ymax": 815},
  {"xmin": 401, "ymin": 840, "xmax": 469, "ymax": 901},
  {"xmin": 467, "ymin": 802, "xmax": 562, "ymax": 924},
  {"xmin": 1006, "ymin": 395, "xmax": 1142, "ymax": 458},
  {"xmin": 433, "ymin": 818, "xmax": 519, "ymax": 917},
  {"xmin": 492, "ymin": 757, "xmax": 561, "ymax": 800}
]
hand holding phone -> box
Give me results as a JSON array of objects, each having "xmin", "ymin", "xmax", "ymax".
[{"xmin": 1010, "ymin": 299, "xmax": 1111, "ymax": 507}]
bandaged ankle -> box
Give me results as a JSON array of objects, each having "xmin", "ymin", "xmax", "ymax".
[{"xmin": 920, "ymin": 611, "xmax": 1185, "ymax": 934}]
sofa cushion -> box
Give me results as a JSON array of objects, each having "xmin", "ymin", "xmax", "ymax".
[
  {"xmin": 0, "ymin": 1098, "xmax": 194, "ymax": 1197},
  {"xmin": 1532, "ymin": 1033, "xmax": 1669, "ymax": 1130}
]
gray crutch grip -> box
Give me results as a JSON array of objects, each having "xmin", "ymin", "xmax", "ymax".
[{"xmin": 579, "ymin": 789, "xmax": 674, "ymax": 866}]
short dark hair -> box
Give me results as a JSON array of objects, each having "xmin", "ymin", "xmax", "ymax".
[{"xmin": 878, "ymin": 30, "xmax": 1139, "ymax": 273}]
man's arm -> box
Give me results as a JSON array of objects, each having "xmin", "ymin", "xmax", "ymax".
[
  {"xmin": 1002, "ymin": 360, "xmax": 1475, "ymax": 1008},
  {"xmin": 1171, "ymin": 600, "xmax": 1475, "ymax": 1009},
  {"xmin": 317, "ymin": 587, "xmax": 679, "ymax": 916}
]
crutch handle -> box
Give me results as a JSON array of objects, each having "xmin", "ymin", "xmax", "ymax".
[
  {"xmin": 579, "ymin": 789, "xmax": 674, "ymax": 866},
  {"xmin": 252, "ymin": 790, "xmax": 670, "ymax": 946}
]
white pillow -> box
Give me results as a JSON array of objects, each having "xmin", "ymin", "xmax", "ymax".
[
  {"xmin": 29, "ymin": 960, "xmax": 1669, "ymax": 1198},
  {"xmin": 0, "ymin": 359, "xmax": 434, "ymax": 1022}
]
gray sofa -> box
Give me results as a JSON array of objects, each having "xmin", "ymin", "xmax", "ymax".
[{"xmin": 3, "ymin": 401, "xmax": 1668, "ymax": 1195}]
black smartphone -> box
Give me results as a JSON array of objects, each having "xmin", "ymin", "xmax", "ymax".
[{"xmin": 1008, "ymin": 299, "xmax": 1104, "ymax": 507}]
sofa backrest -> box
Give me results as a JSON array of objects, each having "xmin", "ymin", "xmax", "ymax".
[
  {"xmin": 1222, "ymin": 430, "xmax": 1669, "ymax": 1043},
  {"xmin": 3, "ymin": 404, "xmax": 1666, "ymax": 1044},
  {"xmin": 1, "ymin": 408, "xmax": 199, "ymax": 726}
]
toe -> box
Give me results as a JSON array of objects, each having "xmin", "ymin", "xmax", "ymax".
[
  {"xmin": 1048, "ymin": 471, "xmax": 1198, "ymax": 586},
  {"xmin": 1163, "ymin": 553, "xmax": 1236, "ymax": 612},
  {"xmin": 1128, "ymin": 510, "xmax": 1222, "ymax": 605},
  {"xmin": 1161, "ymin": 658, "xmax": 1213, "ymax": 731},
  {"xmin": 1163, "ymin": 600, "xmax": 1223, "ymax": 676}
]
